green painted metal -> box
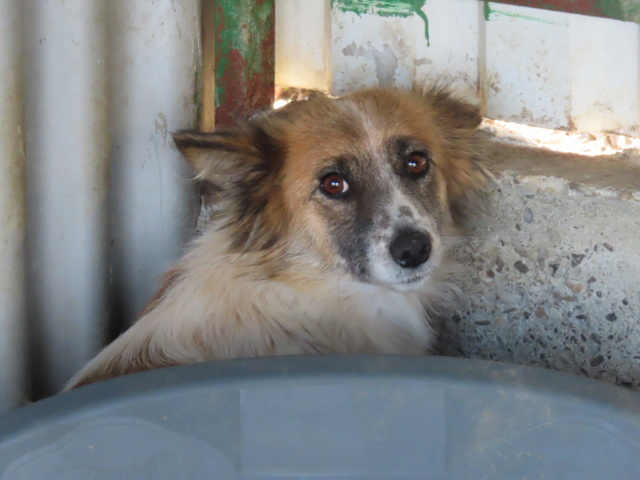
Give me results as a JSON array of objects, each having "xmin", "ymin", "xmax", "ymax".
[
  {"xmin": 192, "ymin": 67, "xmax": 201, "ymax": 128},
  {"xmin": 214, "ymin": 0, "xmax": 275, "ymax": 128},
  {"xmin": 483, "ymin": 0, "xmax": 640, "ymax": 24},
  {"xmin": 332, "ymin": 0, "xmax": 431, "ymax": 45}
]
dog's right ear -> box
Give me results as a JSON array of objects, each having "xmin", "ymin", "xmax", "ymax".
[
  {"xmin": 173, "ymin": 126, "xmax": 288, "ymax": 251},
  {"xmin": 172, "ymin": 128, "xmax": 274, "ymax": 187}
]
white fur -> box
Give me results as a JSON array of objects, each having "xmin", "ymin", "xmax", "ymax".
[
  {"xmin": 65, "ymin": 226, "xmax": 455, "ymax": 389},
  {"xmin": 367, "ymin": 187, "xmax": 445, "ymax": 292}
]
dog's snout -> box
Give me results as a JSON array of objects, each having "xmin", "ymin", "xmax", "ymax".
[{"xmin": 389, "ymin": 230, "xmax": 432, "ymax": 268}]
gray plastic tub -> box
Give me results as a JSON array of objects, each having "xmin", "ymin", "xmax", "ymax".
[{"xmin": 1, "ymin": 355, "xmax": 640, "ymax": 479}]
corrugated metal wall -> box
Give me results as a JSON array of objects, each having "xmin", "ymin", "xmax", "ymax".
[
  {"xmin": 0, "ymin": 0, "xmax": 27, "ymax": 413},
  {"xmin": 0, "ymin": 0, "xmax": 200, "ymax": 412}
]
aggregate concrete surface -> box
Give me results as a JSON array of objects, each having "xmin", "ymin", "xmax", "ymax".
[{"xmin": 440, "ymin": 133, "xmax": 640, "ymax": 388}]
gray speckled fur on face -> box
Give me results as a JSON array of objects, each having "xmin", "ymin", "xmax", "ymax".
[{"xmin": 314, "ymin": 134, "xmax": 446, "ymax": 291}]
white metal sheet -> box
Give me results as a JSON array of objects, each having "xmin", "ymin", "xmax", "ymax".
[
  {"xmin": 276, "ymin": 0, "xmax": 330, "ymax": 91},
  {"xmin": 330, "ymin": 6, "xmax": 417, "ymax": 95},
  {"xmin": 414, "ymin": 0, "xmax": 482, "ymax": 102},
  {"xmin": 484, "ymin": 4, "xmax": 572, "ymax": 129},
  {"xmin": 569, "ymin": 14, "xmax": 640, "ymax": 135}
]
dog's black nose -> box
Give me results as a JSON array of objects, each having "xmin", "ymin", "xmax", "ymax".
[{"xmin": 389, "ymin": 230, "xmax": 432, "ymax": 268}]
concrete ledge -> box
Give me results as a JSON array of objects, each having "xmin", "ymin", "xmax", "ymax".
[{"xmin": 440, "ymin": 137, "xmax": 640, "ymax": 388}]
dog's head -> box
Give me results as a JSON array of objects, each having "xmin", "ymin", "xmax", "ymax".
[{"xmin": 174, "ymin": 88, "xmax": 486, "ymax": 292}]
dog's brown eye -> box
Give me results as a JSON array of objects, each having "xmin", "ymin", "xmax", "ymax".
[
  {"xmin": 320, "ymin": 173, "xmax": 349, "ymax": 198},
  {"xmin": 406, "ymin": 152, "xmax": 429, "ymax": 175}
]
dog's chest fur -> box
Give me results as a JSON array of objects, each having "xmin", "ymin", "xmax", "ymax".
[
  {"xmin": 66, "ymin": 228, "xmax": 436, "ymax": 388},
  {"xmin": 132, "ymin": 229, "xmax": 434, "ymax": 361}
]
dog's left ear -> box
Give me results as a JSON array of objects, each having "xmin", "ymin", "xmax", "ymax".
[
  {"xmin": 424, "ymin": 87, "xmax": 483, "ymax": 131},
  {"xmin": 422, "ymin": 88, "xmax": 489, "ymax": 221}
]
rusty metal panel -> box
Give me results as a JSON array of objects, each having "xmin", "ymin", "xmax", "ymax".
[
  {"xmin": 214, "ymin": 0, "xmax": 276, "ymax": 128},
  {"xmin": 483, "ymin": 0, "xmax": 640, "ymax": 24}
]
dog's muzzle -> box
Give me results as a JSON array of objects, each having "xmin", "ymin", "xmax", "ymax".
[{"xmin": 389, "ymin": 230, "xmax": 432, "ymax": 269}]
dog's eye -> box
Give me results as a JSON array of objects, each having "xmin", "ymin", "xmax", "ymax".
[
  {"xmin": 406, "ymin": 152, "xmax": 430, "ymax": 176},
  {"xmin": 320, "ymin": 173, "xmax": 350, "ymax": 198}
]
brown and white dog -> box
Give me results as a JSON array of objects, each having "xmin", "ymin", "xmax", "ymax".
[{"xmin": 65, "ymin": 87, "xmax": 487, "ymax": 389}]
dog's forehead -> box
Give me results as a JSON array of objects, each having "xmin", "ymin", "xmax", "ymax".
[{"xmin": 283, "ymin": 94, "xmax": 439, "ymax": 170}]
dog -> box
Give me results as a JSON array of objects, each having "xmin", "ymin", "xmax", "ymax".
[{"xmin": 65, "ymin": 87, "xmax": 487, "ymax": 390}]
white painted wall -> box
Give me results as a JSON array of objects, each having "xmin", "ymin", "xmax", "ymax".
[
  {"xmin": 483, "ymin": 5, "xmax": 572, "ymax": 128},
  {"xmin": 276, "ymin": 0, "xmax": 640, "ymax": 136},
  {"xmin": 276, "ymin": 0, "xmax": 330, "ymax": 91},
  {"xmin": 330, "ymin": 10, "xmax": 418, "ymax": 94},
  {"xmin": 569, "ymin": 14, "xmax": 640, "ymax": 134}
]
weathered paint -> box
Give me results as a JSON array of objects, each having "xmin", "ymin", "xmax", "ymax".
[
  {"xmin": 483, "ymin": 1, "xmax": 573, "ymax": 129},
  {"xmin": 107, "ymin": 0, "xmax": 201, "ymax": 345},
  {"xmin": 214, "ymin": 0, "xmax": 275, "ymax": 128},
  {"xmin": 275, "ymin": 0, "xmax": 330, "ymax": 91},
  {"xmin": 333, "ymin": 0, "xmax": 430, "ymax": 45},
  {"xmin": 483, "ymin": 1, "xmax": 568, "ymax": 24},
  {"xmin": 483, "ymin": 0, "xmax": 640, "ymax": 24}
]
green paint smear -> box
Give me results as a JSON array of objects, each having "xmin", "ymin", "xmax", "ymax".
[
  {"xmin": 192, "ymin": 67, "xmax": 201, "ymax": 128},
  {"xmin": 483, "ymin": 1, "xmax": 567, "ymax": 25},
  {"xmin": 333, "ymin": 0, "xmax": 430, "ymax": 46}
]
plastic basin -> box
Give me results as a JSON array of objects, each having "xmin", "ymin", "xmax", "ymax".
[{"xmin": 1, "ymin": 355, "xmax": 640, "ymax": 479}]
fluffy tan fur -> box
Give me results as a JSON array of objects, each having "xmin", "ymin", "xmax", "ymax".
[{"xmin": 65, "ymin": 87, "xmax": 487, "ymax": 390}]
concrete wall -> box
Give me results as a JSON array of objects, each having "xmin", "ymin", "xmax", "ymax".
[{"xmin": 440, "ymin": 136, "xmax": 640, "ymax": 388}]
